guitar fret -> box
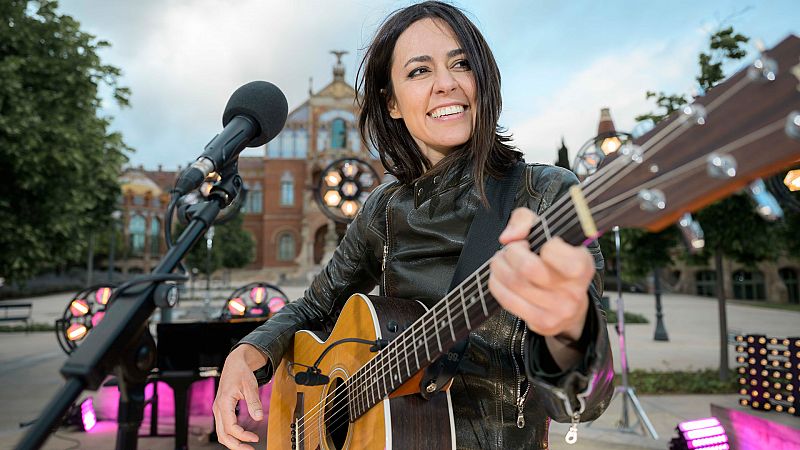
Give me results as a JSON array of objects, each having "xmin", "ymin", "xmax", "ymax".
[
  {"xmin": 476, "ymin": 271, "xmax": 489, "ymax": 316},
  {"xmin": 410, "ymin": 323, "xmax": 420, "ymax": 370},
  {"xmin": 445, "ymin": 299, "xmax": 456, "ymax": 342},
  {"xmin": 403, "ymin": 335, "xmax": 412, "ymax": 378},
  {"xmin": 459, "ymin": 285, "xmax": 471, "ymax": 329}
]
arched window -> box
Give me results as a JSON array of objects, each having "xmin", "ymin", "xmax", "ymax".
[
  {"xmin": 295, "ymin": 128, "xmax": 308, "ymax": 158},
  {"xmin": 280, "ymin": 172, "xmax": 294, "ymax": 206},
  {"xmin": 732, "ymin": 270, "xmax": 765, "ymax": 300},
  {"xmin": 277, "ymin": 233, "xmax": 295, "ymax": 261},
  {"xmin": 779, "ymin": 268, "xmax": 799, "ymax": 304},
  {"xmin": 331, "ymin": 118, "xmax": 347, "ymax": 149},
  {"xmin": 129, "ymin": 215, "xmax": 146, "ymax": 256},
  {"xmin": 695, "ymin": 270, "xmax": 716, "ymax": 297},
  {"xmin": 242, "ymin": 182, "xmax": 262, "ymax": 214},
  {"xmin": 149, "ymin": 218, "xmax": 161, "ymax": 255}
]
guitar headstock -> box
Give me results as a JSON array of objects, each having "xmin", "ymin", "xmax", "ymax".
[{"xmin": 585, "ymin": 34, "xmax": 800, "ymax": 233}]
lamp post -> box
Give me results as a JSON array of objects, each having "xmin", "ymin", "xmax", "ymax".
[
  {"xmin": 204, "ymin": 226, "xmax": 215, "ymax": 317},
  {"xmin": 107, "ymin": 210, "xmax": 122, "ymax": 282}
]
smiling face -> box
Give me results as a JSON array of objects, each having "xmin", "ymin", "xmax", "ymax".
[{"xmin": 387, "ymin": 18, "xmax": 477, "ymax": 166}]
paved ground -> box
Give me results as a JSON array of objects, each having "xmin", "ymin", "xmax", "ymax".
[{"xmin": 2, "ymin": 288, "xmax": 798, "ymax": 449}]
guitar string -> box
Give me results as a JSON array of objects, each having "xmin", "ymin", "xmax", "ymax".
[
  {"xmin": 294, "ymin": 101, "xmax": 700, "ymax": 439},
  {"xmin": 305, "ymin": 114, "xmax": 788, "ymax": 445},
  {"xmin": 293, "ymin": 73, "xmax": 758, "ymax": 439}
]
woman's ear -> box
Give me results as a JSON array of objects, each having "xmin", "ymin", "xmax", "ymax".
[{"xmin": 387, "ymin": 97, "xmax": 402, "ymax": 119}]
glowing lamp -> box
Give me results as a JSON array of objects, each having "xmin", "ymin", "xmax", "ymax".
[
  {"xmin": 325, "ymin": 171, "xmax": 342, "ymax": 187},
  {"xmin": 341, "ymin": 200, "xmax": 358, "ymax": 217},
  {"xmin": 91, "ymin": 311, "xmax": 105, "ymax": 327},
  {"xmin": 95, "ymin": 287, "xmax": 112, "ymax": 305},
  {"xmin": 341, "ymin": 181, "xmax": 358, "ymax": 197},
  {"xmin": 324, "ymin": 190, "xmax": 342, "ymax": 207},
  {"xmin": 784, "ymin": 170, "xmax": 800, "ymax": 192},
  {"xmin": 67, "ymin": 323, "xmax": 88, "ymax": 341},
  {"xmin": 600, "ymin": 136, "xmax": 622, "ymax": 155},
  {"xmin": 342, "ymin": 162, "xmax": 358, "ymax": 177},
  {"xmin": 673, "ymin": 417, "xmax": 729, "ymax": 450},
  {"xmin": 80, "ymin": 397, "xmax": 96, "ymax": 431},
  {"xmin": 268, "ymin": 296, "xmax": 286, "ymax": 313},
  {"xmin": 250, "ymin": 307, "xmax": 265, "ymax": 316},
  {"xmin": 227, "ymin": 298, "xmax": 246, "ymax": 316},
  {"xmin": 70, "ymin": 299, "xmax": 90, "ymax": 317},
  {"xmin": 250, "ymin": 286, "xmax": 266, "ymax": 304}
]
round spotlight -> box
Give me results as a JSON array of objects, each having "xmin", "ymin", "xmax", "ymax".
[
  {"xmin": 56, "ymin": 285, "xmax": 116, "ymax": 354},
  {"xmin": 220, "ymin": 282, "xmax": 290, "ymax": 320}
]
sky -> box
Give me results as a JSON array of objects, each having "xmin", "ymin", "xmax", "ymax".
[{"xmin": 56, "ymin": 0, "xmax": 799, "ymax": 171}]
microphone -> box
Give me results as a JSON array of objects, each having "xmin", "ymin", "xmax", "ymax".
[{"xmin": 174, "ymin": 81, "xmax": 288, "ymax": 195}]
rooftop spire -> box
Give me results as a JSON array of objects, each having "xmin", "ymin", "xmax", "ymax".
[
  {"xmin": 597, "ymin": 107, "xmax": 617, "ymax": 135},
  {"xmin": 330, "ymin": 50, "xmax": 348, "ymax": 82}
]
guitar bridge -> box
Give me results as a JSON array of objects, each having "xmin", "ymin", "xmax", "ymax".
[{"xmin": 291, "ymin": 392, "xmax": 304, "ymax": 450}]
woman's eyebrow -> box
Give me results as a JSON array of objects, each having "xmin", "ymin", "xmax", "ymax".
[{"xmin": 403, "ymin": 48, "xmax": 465, "ymax": 68}]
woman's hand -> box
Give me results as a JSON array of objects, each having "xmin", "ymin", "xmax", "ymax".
[
  {"xmin": 213, "ymin": 344, "xmax": 268, "ymax": 450},
  {"xmin": 489, "ymin": 208, "xmax": 595, "ymax": 342}
]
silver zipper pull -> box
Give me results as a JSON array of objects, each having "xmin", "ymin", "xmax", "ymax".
[
  {"xmin": 565, "ymin": 413, "xmax": 579, "ymax": 444},
  {"xmin": 516, "ymin": 396, "xmax": 525, "ymax": 428}
]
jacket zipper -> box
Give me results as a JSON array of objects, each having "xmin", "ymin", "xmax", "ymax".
[
  {"xmin": 382, "ymin": 189, "xmax": 401, "ymax": 288},
  {"xmin": 510, "ymin": 318, "xmax": 531, "ymax": 428}
]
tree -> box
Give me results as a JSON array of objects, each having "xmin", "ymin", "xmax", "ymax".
[
  {"xmin": 0, "ymin": 0, "xmax": 130, "ymax": 284},
  {"xmin": 180, "ymin": 213, "xmax": 255, "ymax": 275}
]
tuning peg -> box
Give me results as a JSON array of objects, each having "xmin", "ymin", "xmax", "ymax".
[
  {"xmin": 747, "ymin": 179, "xmax": 783, "ymax": 221},
  {"xmin": 678, "ymin": 213, "xmax": 704, "ymax": 253},
  {"xmin": 637, "ymin": 188, "xmax": 666, "ymax": 211},
  {"xmin": 706, "ymin": 153, "xmax": 737, "ymax": 179},
  {"xmin": 681, "ymin": 103, "xmax": 707, "ymax": 126},
  {"xmin": 747, "ymin": 49, "xmax": 778, "ymax": 83},
  {"xmin": 786, "ymin": 111, "xmax": 800, "ymax": 140}
]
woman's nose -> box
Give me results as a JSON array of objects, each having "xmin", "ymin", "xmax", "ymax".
[{"xmin": 433, "ymin": 70, "xmax": 458, "ymax": 94}]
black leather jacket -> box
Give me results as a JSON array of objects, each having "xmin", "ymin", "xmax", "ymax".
[{"xmin": 239, "ymin": 162, "xmax": 614, "ymax": 449}]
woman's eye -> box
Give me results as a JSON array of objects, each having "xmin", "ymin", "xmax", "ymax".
[
  {"xmin": 408, "ymin": 67, "xmax": 429, "ymax": 78},
  {"xmin": 453, "ymin": 59, "xmax": 471, "ymax": 70}
]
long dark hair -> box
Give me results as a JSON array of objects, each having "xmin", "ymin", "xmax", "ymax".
[{"xmin": 357, "ymin": 1, "xmax": 521, "ymax": 202}]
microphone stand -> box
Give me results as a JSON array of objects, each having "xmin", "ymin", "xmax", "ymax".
[
  {"xmin": 15, "ymin": 167, "xmax": 243, "ymax": 450},
  {"xmin": 610, "ymin": 226, "xmax": 658, "ymax": 439}
]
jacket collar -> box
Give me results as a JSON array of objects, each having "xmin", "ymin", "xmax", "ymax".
[{"xmin": 412, "ymin": 159, "xmax": 474, "ymax": 208}]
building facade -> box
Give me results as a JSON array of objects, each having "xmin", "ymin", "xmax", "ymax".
[{"xmin": 118, "ymin": 54, "xmax": 383, "ymax": 278}]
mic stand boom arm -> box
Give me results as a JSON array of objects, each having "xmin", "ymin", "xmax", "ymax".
[{"xmin": 15, "ymin": 171, "xmax": 242, "ymax": 450}]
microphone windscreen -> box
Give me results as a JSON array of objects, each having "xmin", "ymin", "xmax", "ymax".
[{"xmin": 222, "ymin": 81, "xmax": 288, "ymax": 147}]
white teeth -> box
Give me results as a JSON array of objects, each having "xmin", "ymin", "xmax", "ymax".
[{"xmin": 430, "ymin": 105, "xmax": 465, "ymax": 118}]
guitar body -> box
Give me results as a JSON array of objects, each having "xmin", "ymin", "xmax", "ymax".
[{"xmin": 267, "ymin": 294, "xmax": 456, "ymax": 450}]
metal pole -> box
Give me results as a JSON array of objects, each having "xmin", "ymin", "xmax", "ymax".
[
  {"xmin": 108, "ymin": 225, "xmax": 116, "ymax": 282},
  {"xmin": 653, "ymin": 266, "xmax": 669, "ymax": 341},
  {"xmin": 86, "ymin": 233, "xmax": 95, "ymax": 287},
  {"xmin": 204, "ymin": 226, "xmax": 215, "ymax": 317}
]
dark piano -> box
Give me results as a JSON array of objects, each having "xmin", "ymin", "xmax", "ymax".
[{"xmin": 154, "ymin": 318, "xmax": 268, "ymax": 449}]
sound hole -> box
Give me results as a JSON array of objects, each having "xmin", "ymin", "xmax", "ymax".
[{"xmin": 324, "ymin": 377, "xmax": 350, "ymax": 449}]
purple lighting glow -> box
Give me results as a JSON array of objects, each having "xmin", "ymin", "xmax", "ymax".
[
  {"xmin": 80, "ymin": 397, "xmax": 96, "ymax": 431},
  {"xmin": 673, "ymin": 417, "xmax": 730, "ymax": 450}
]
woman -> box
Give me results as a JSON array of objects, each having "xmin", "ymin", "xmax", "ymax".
[{"xmin": 214, "ymin": 2, "xmax": 613, "ymax": 449}]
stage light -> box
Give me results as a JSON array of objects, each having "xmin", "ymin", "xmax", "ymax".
[
  {"xmin": 250, "ymin": 286, "xmax": 266, "ymax": 304},
  {"xmin": 784, "ymin": 170, "xmax": 800, "ymax": 192},
  {"xmin": 342, "ymin": 161, "xmax": 358, "ymax": 178},
  {"xmin": 80, "ymin": 397, "xmax": 96, "ymax": 431},
  {"xmin": 268, "ymin": 296, "xmax": 286, "ymax": 313},
  {"xmin": 220, "ymin": 282, "xmax": 290, "ymax": 320},
  {"xmin": 671, "ymin": 417, "xmax": 729, "ymax": 450},
  {"xmin": 341, "ymin": 181, "xmax": 358, "ymax": 197},
  {"xmin": 324, "ymin": 171, "xmax": 342, "ymax": 187},
  {"xmin": 341, "ymin": 200, "xmax": 358, "ymax": 218},
  {"xmin": 70, "ymin": 299, "xmax": 90, "ymax": 317},
  {"xmin": 227, "ymin": 298, "xmax": 246, "ymax": 316},
  {"xmin": 324, "ymin": 190, "xmax": 342, "ymax": 207},
  {"xmin": 67, "ymin": 323, "xmax": 88, "ymax": 341},
  {"xmin": 95, "ymin": 286, "xmax": 112, "ymax": 305}
]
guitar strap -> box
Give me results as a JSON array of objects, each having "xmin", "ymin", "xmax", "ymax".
[{"xmin": 419, "ymin": 161, "xmax": 526, "ymax": 399}]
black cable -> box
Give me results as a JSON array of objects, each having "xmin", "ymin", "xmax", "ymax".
[
  {"xmin": 51, "ymin": 431, "xmax": 81, "ymax": 450},
  {"xmin": 164, "ymin": 192, "xmax": 188, "ymax": 275},
  {"xmin": 104, "ymin": 273, "xmax": 189, "ymax": 307}
]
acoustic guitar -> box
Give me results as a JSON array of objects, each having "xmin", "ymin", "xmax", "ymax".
[{"xmin": 267, "ymin": 35, "xmax": 800, "ymax": 449}]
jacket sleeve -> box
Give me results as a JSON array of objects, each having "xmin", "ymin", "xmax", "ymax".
[
  {"xmin": 521, "ymin": 165, "xmax": 614, "ymax": 423},
  {"xmin": 236, "ymin": 182, "xmax": 392, "ymax": 384}
]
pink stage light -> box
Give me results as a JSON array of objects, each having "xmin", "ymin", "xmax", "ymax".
[
  {"xmin": 679, "ymin": 417, "xmax": 720, "ymax": 432},
  {"xmin": 689, "ymin": 434, "xmax": 728, "ymax": 449},
  {"xmin": 685, "ymin": 425, "xmax": 725, "ymax": 440},
  {"xmin": 80, "ymin": 397, "xmax": 96, "ymax": 431},
  {"xmin": 91, "ymin": 311, "xmax": 105, "ymax": 327},
  {"xmin": 250, "ymin": 307, "xmax": 265, "ymax": 316},
  {"xmin": 268, "ymin": 296, "xmax": 286, "ymax": 313},
  {"xmin": 227, "ymin": 297, "xmax": 246, "ymax": 316},
  {"xmin": 675, "ymin": 417, "xmax": 729, "ymax": 450},
  {"xmin": 95, "ymin": 287, "xmax": 112, "ymax": 305},
  {"xmin": 70, "ymin": 299, "xmax": 90, "ymax": 317}
]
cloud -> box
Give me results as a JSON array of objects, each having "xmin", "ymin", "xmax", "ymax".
[{"xmin": 509, "ymin": 35, "xmax": 704, "ymax": 166}]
